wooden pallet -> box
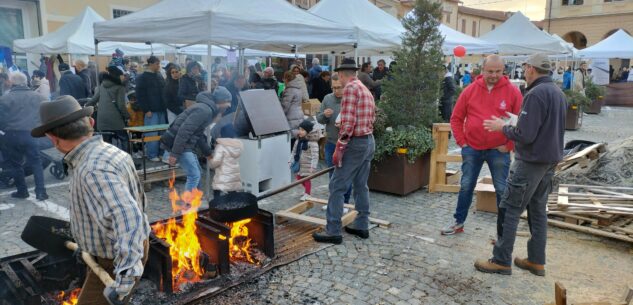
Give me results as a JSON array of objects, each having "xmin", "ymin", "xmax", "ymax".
[
  {"xmin": 557, "ymin": 143, "xmax": 607, "ymax": 172},
  {"xmin": 275, "ymin": 196, "xmax": 391, "ymax": 228},
  {"xmin": 545, "ymin": 282, "xmax": 633, "ymax": 305},
  {"xmin": 428, "ymin": 123, "xmax": 463, "ymax": 193}
]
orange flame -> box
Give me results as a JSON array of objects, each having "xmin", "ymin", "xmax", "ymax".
[
  {"xmin": 219, "ymin": 218, "xmax": 260, "ymax": 265},
  {"xmin": 151, "ymin": 175, "xmax": 205, "ymax": 291},
  {"xmin": 56, "ymin": 288, "xmax": 80, "ymax": 305}
]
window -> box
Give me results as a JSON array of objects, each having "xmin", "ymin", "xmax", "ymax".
[
  {"xmin": 461, "ymin": 19, "xmax": 466, "ymax": 33},
  {"xmin": 112, "ymin": 9, "xmax": 133, "ymax": 18},
  {"xmin": 562, "ymin": 0, "xmax": 583, "ymax": 5},
  {"xmin": 0, "ymin": 7, "xmax": 24, "ymax": 48},
  {"xmin": 472, "ymin": 21, "xmax": 477, "ymax": 36}
]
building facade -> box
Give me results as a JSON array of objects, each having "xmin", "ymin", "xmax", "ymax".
[{"xmin": 545, "ymin": 0, "xmax": 633, "ymax": 49}]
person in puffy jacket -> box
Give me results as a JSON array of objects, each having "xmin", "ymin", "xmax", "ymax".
[
  {"xmin": 209, "ymin": 124, "xmax": 243, "ymax": 199},
  {"xmin": 160, "ymin": 87, "xmax": 231, "ymax": 193},
  {"xmin": 290, "ymin": 120, "xmax": 320, "ymax": 201},
  {"xmin": 281, "ymin": 71, "xmax": 305, "ymax": 137},
  {"xmin": 442, "ymin": 55, "xmax": 522, "ymax": 239},
  {"xmin": 86, "ymin": 66, "xmax": 129, "ymax": 151}
]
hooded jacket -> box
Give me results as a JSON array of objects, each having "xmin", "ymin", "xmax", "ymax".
[
  {"xmin": 87, "ymin": 74, "xmax": 129, "ymax": 131},
  {"xmin": 450, "ymin": 75, "xmax": 523, "ymax": 151},
  {"xmin": 290, "ymin": 129, "xmax": 320, "ymax": 177},
  {"xmin": 209, "ymin": 138, "xmax": 243, "ymax": 192},
  {"xmin": 160, "ymin": 91, "xmax": 217, "ymax": 158},
  {"xmin": 282, "ymin": 76, "xmax": 305, "ymax": 136}
]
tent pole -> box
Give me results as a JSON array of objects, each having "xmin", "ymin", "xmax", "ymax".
[{"xmin": 94, "ymin": 39, "xmax": 99, "ymax": 83}]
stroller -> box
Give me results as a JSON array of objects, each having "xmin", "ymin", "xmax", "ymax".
[{"xmin": 0, "ymin": 137, "xmax": 65, "ymax": 188}]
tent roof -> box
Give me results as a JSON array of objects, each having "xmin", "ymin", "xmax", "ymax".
[
  {"xmin": 177, "ymin": 45, "xmax": 304, "ymax": 58},
  {"xmin": 578, "ymin": 29, "xmax": 633, "ymax": 59},
  {"xmin": 439, "ymin": 24, "xmax": 498, "ymax": 55},
  {"xmin": 479, "ymin": 12, "xmax": 572, "ymax": 55},
  {"xmin": 93, "ymin": 0, "xmax": 357, "ymax": 53},
  {"xmin": 13, "ymin": 7, "xmax": 161, "ymax": 55},
  {"xmin": 308, "ymin": 0, "xmax": 403, "ymax": 55}
]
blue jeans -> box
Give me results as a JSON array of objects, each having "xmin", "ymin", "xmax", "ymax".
[
  {"xmin": 324, "ymin": 142, "xmax": 352, "ymax": 203},
  {"xmin": 2, "ymin": 131, "xmax": 46, "ymax": 196},
  {"xmin": 178, "ymin": 152, "xmax": 201, "ymax": 192},
  {"xmin": 143, "ymin": 111, "xmax": 167, "ymax": 158},
  {"xmin": 326, "ymin": 135, "xmax": 375, "ymax": 236},
  {"xmin": 454, "ymin": 146, "xmax": 510, "ymax": 237}
]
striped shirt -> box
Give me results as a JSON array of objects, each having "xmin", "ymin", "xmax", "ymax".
[
  {"xmin": 339, "ymin": 77, "xmax": 376, "ymax": 141},
  {"xmin": 64, "ymin": 135, "xmax": 149, "ymax": 294}
]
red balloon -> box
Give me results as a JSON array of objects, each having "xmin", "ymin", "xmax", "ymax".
[{"xmin": 453, "ymin": 45, "xmax": 466, "ymax": 57}]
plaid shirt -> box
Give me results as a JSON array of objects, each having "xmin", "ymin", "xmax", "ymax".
[
  {"xmin": 339, "ymin": 77, "xmax": 376, "ymax": 140},
  {"xmin": 64, "ymin": 136, "xmax": 149, "ymax": 294}
]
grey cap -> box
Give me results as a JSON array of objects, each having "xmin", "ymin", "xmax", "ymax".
[
  {"xmin": 525, "ymin": 53, "xmax": 552, "ymax": 71},
  {"xmin": 212, "ymin": 86, "xmax": 232, "ymax": 103}
]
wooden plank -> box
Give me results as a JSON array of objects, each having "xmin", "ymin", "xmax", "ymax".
[
  {"xmin": 555, "ymin": 282, "xmax": 567, "ymax": 305},
  {"xmin": 341, "ymin": 210, "xmax": 359, "ymax": 227},
  {"xmin": 436, "ymin": 155, "xmax": 463, "ymax": 163},
  {"xmin": 306, "ymin": 197, "xmax": 391, "ymax": 228},
  {"xmin": 284, "ymin": 201, "xmax": 314, "ymax": 214},
  {"xmin": 622, "ymin": 285, "xmax": 633, "ymax": 305},
  {"xmin": 547, "ymin": 219, "xmax": 633, "ymax": 243},
  {"xmin": 129, "ymin": 135, "xmax": 162, "ymax": 143},
  {"xmin": 434, "ymin": 184, "xmax": 461, "ymax": 193},
  {"xmin": 275, "ymin": 211, "xmax": 326, "ymax": 226},
  {"xmin": 557, "ymin": 187, "xmax": 569, "ymax": 210},
  {"xmin": 558, "ymin": 202, "xmax": 633, "ymax": 213},
  {"xmin": 560, "ymin": 184, "xmax": 633, "ymax": 191}
]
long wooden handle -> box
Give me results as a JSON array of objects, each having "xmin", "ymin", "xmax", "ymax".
[
  {"xmin": 65, "ymin": 241, "xmax": 116, "ymax": 286},
  {"xmin": 257, "ymin": 167, "xmax": 334, "ymax": 201}
]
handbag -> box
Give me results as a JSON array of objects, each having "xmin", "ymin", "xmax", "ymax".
[{"xmin": 290, "ymin": 160, "xmax": 300, "ymax": 173}]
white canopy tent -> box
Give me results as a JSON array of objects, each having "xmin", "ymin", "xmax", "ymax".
[
  {"xmin": 93, "ymin": 0, "xmax": 357, "ymax": 54},
  {"xmin": 578, "ymin": 29, "xmax": 633, "ymax": 59},
  {"xmin": 177, "ymin": 45, "xmax": 304, "ymax": 59},
  {"xmin": 309, "ymin": 0, "xmax": 498, "ymax": 56},
  {"xmin": 480, "ymin": 12, "xmax": 573, "ymax": 55},
  {"xmin": 13, "ymin": 7, "xmax": 164, "ymax": 55}
]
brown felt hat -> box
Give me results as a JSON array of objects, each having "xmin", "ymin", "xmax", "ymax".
[{"xmin": 31, "ymin": 95, "xmax": 93, "ymax": 137}]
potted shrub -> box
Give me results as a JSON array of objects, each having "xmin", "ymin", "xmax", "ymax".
[
  {"xmin": 563, "ymin": 89, "xmax": 591, "ymax": 130},
  {"xmin": 584, "ymin": 79, "xmax": 606, "ymax": 114},
  {"xmin": 366, "ymin": 0, "xmax": 444, "ymax": 195}
]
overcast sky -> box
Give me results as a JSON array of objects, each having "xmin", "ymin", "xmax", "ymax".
[{"xmin": 460, "ymin": 0, "xmax": 547, "ymax": 20}]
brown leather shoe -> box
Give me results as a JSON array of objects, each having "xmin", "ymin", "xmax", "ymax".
[
  {"xmin": 474, "ymin": 259, "xmax": 512, "ymax": 275},
  {"xmin": 514, "ymin": 257, "xmax": 545, "ymax": 276}
]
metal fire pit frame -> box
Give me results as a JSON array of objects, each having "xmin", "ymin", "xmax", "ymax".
[{"xmin": 146, "ymin": 217, "xmax": 230, "ymax": 294}]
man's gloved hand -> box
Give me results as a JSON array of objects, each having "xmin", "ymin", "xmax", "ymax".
[
  {"xmin": 332, "ymin": 139, "xmax": 348, "ymax": 168},
  {"xmin": 103, "ymin": 284, "xmax": 126, "ymax": 305}
]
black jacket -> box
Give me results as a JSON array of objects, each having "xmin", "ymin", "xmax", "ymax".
[
  {"xmin": 225, "ymin": 83, "xmax": 242, "ymax": 114},
  {"xmin": 135, "ymin": 71, "xmax": 166, "ymax": 113},
  {"xmin": 440, "ymin": 76, "xmax": 456, "ymax": 102},
  {"xmin": 160, "ymin": 92, "xmax": 217, "ymax": 158},
  {"xmin": 372, "ymin": 67, "xmax": 389, "ymax": 81},
  {"xmin": 164, "ymin": 79, "xmax": 183, "ymax": 115},
  {"xmin": 310, "ymin": 77, "xmax": 332, "ymax": 102},
  {"xmin": 78, "ymin": 69, "xmax": 93, "ymax": 96},
  {"xmin": 177, "ymin": 74, "xmax": 200, "ymax": 103},
  {"xmin": 59, "ymin": 71, "xmax": 89, "ymax": 99},
  {"xmin": 502, "ymin": 76, "xmax": 566, "ymax": 164}
]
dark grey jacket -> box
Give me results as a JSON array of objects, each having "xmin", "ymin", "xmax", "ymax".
[
  {"xmin": 59, "ymin": 71, "xmax": 89, "ymax": 99},
  {"xmin": 86, "ymin": 75, "xmax": 129, "ymax": 131},
  {"xmin": 0, "ymin": 86, "xmax": 45, "ymax": 131},
  {"xmin": 316, "ymin": 93, "xmax": 342, "ymax": 144},
  {"xmin": 160, "ymin": 92, "xmax": 217, "ymax": 158},
  {"xmin": 502, "ymin": 76, "xmax": 566, "ymax": 164},
  {"xmin": 136, "ymin": 71, "xmax": 166, "ymax": 113}
]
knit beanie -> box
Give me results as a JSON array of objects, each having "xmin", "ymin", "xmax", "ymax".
[{"xmin": 299, "ymin": 119, "xmax": 314, "ymax": 133}]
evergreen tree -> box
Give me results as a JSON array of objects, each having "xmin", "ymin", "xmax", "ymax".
[{"xmin": 379, "ymin": 0, "xmax": 445, "ymax": 129}]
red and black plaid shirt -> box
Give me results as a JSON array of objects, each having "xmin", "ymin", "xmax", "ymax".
[{"xmin": 339, "ymin": 77, "xmax": 376, "ymax": 141}]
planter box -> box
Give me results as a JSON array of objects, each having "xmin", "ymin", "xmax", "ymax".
[
  {"xmin": 584, "ymin": 97, "xmax": 604, "ymax": 115},
  {"xmin": 565, "ymin": 105, "xmax": 583, "ymax": 130},
  {"xmin": 367, "ymin": 152, "xmax": 430, "ymax": 196}
]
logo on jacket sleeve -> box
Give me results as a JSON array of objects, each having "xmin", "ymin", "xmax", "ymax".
[{"xmin": 499, "ymin": 100, "xmax": 507, "ymax": 110}]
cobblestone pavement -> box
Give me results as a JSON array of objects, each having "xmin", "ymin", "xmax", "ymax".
[{"xmin": 2, "ymin": 107, "xmax": 633, "ymax": 305}]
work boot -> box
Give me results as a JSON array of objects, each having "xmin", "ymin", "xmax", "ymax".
[
  {"xmin": 514, "ymin": 257, "xmax": 545, "ymax": 276},
  {"xmin": 312, "ymin": 231, "xmax": 342, "ymax": 244},
  {"xmin": 36, "ymin": 193, "xmax": 49, "ymax": 201},
  {"xmin": 11, "ymin": 192, "xmax": 29, "ymax": 199},
  {"xmin": 344, "ymin": 226, "xmax": 369, "ymax": 239},
  {"xmin": 474, "ymin": 259, "xmax": 512, "ymax": 275},
  {"xmin": 440, "ymin": 222, "xmax": 464, "ymax": 235}
]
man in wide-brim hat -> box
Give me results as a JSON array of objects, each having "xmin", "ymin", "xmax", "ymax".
[
  {"xmin": 33, "ymin": 95, "xmax": 150, "ymax": 305},
  {"xmin": 313, "ymin": 58, "xmax": 376, "ymax": 244}
]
